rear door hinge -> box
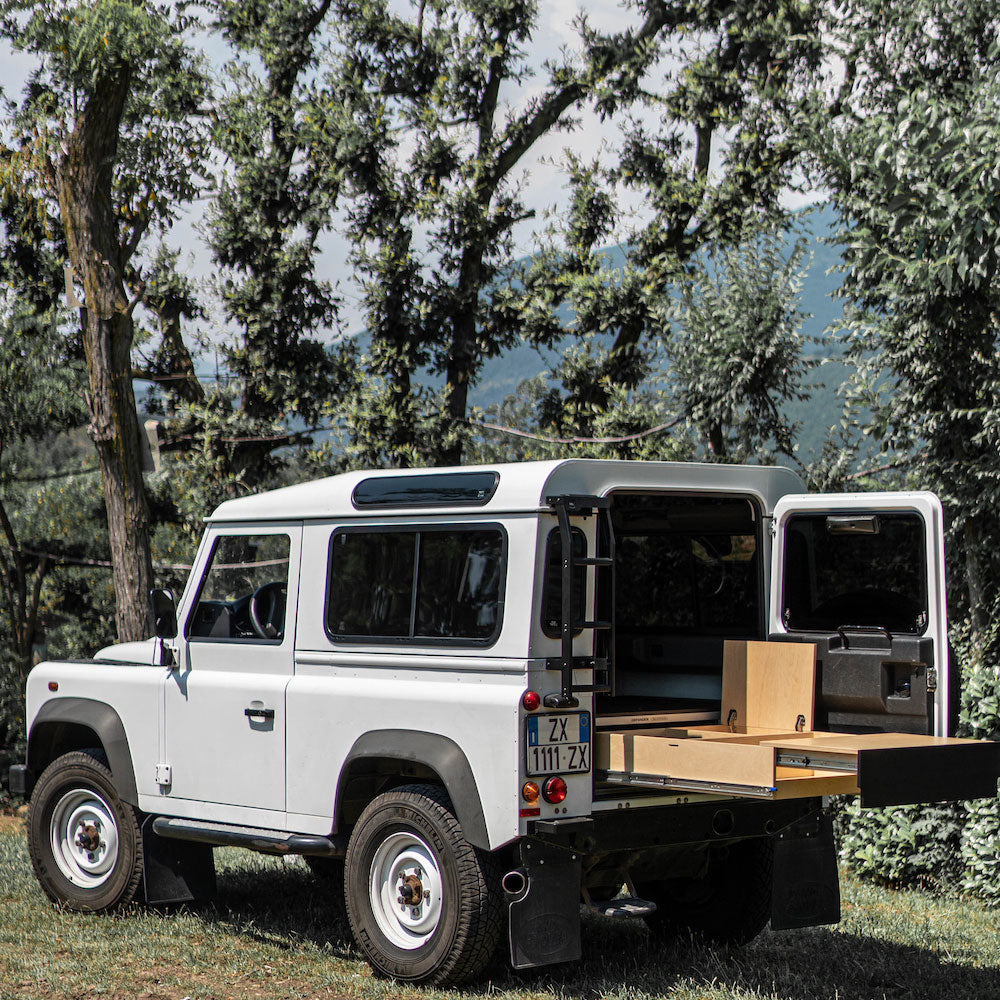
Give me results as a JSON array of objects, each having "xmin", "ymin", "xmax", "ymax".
[
  {"xmin": 155, "ymin": 763, "xmax": 172, "ymax": 787},
  {"xmin": 926, "ymin": 666, "xmax": 938, "ymax": 692}
]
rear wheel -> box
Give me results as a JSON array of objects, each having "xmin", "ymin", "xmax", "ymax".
[
  {"xmin": 638, "ymin": 837, "xmax": 773, "ymax": 946},
  {"xmin": 344, "ymin": 783, "xmax": 502, "ymax": 985},
  {"xmin": 27, "ymin": 750, "xmax": 144, "ymax": 912}
]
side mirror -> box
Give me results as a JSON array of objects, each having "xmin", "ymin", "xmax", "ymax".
[{"xmin": 150, "ymin": 588, "xmax": 178, "ymax": 639}]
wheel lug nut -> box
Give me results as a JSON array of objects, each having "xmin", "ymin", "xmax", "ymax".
[
  {"xmin": 397, "ymin": 896, "xmax": 404, "ymax": 904},
  {"xmin": 423, "ymin": 889, "xmax": 430, "ymax": 899}
]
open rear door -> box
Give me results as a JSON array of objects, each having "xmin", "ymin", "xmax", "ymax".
[{"xmin": 769, "ymin": 492, "xmax": 951, "ymax": 737}]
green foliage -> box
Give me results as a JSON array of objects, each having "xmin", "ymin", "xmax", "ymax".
[
  {"xmin": 514, "ymin": 0, "xmax": 825, "ymax": 415},
  {"xmin": 955, "ymin": 615, "xmax": 1000, "ymax": 902},
  {"xmin": 2, "ymin": 0, "xmax": 211, "ymax": 242},
  {"xmin": 207, "ymin": 0, "xmax": 346, "ymax": 466},
  {"xmin": 817, "ymin": 4, "xmax": 1000, "ymax": 898},
  {"xmin": 817, "ymin": 0, "xmax": 1000, "ymax": 630},
  {"xmin": 663, "ymin": 234, "xmax": 814, "ymax": 462},
  {"xmin": 837, "ymin": 799, "xmax": 966, "ymax": 891},
  {"xmin": 839, "ymin": 616, "xmax": 1000, "ymax": 899}
]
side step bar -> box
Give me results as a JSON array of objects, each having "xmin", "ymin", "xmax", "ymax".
[{"xmin": 151, "ymin": 816, "xmax": 348, "ymax": 857}]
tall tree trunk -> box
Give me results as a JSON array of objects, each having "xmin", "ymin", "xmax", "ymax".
[
  {"xmin": 56, "ymin": 67, "xmax": 154, "ymax": 642},
  {"xmin": 441, "ymin": 241, "xmax": 486, "ymax": 466}
]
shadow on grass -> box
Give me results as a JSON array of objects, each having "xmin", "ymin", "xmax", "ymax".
[
  {"xmin": 200, "ymin": 860, "xmax": 1000, "ymax": 999},
  {"xmin": 200, "ymin": 858, "xmax": 355, "ymax": 960}
]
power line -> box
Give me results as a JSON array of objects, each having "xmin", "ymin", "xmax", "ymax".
[
  {"xmin": 8, "ymin": 466, "xmax": 100, "ymax": 483},
  {"xmin": 17, "ymin": 548, "xmax": 192, "ymax": 572},
  {"xmin": 465, "ymin": 415, "xmax": 683, "ymax": 446}
]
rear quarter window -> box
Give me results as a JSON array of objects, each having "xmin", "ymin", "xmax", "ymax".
[{"xmin": 325, "ymin": 525, "xmax": 506, "ymax": 645}]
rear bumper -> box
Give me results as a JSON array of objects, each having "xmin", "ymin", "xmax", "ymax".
[{"xmin": 532, "ymin": 795, "xmax": 819, "ymax": 855}]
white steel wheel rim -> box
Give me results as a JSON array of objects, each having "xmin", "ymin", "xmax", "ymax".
[
  {"xmin": 49, "ymin": 787, "xmax": 120, "ymax": 888},
  {"xmin": 369, "ymin": 831, "xmax": 444, "ymax": 950}
]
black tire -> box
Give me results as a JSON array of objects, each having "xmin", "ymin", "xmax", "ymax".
[
  {"xmin": 344, "ymin": 783, "xmax": 502, "ymax": 986},
  {"xmin": 27, "ymin": 749, "xmax": 144, "ymax": 912},
  {"xmin": 639, "ymin": 837, "xmax": 773, "ymax": 946}
]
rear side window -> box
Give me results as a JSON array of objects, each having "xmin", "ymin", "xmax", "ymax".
[
  {"xmin": 326, "ymin": 526, "xmax": 505, "ymax": 644},
  {"xmin": 782, "ymin": 512, "xmax": 927, "ymax": 634}
]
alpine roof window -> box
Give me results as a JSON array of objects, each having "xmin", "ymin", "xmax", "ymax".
[{"xmin": 352, "ymin": 472, "xmax": 499, "ymax": 509}]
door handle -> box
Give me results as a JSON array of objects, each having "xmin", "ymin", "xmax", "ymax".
[{"xmin": 244, "ymin": 706, "xmax": 275, "ymax": 721}]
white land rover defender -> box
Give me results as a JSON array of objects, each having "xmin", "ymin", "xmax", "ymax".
[{"xmin": 10, "ymin": 459, "xmax": 1000, "ymax": 985}]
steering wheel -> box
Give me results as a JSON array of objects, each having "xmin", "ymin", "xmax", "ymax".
[{"xmin": 249, "ymin": 581, "xmax": 287, "ymax": 640}]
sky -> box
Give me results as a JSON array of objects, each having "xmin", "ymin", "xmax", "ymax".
[{"xmin": 0, "ymin": 1, "xmax": 822, "ymax": 345}]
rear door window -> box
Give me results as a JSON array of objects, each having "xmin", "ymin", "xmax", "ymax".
[{"xmin": 782, "ymin": 512, "xmax": 927, "ymax": 634}]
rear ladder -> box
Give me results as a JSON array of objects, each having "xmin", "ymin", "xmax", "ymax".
[{"xmin": 544, "ymin": 494, "xmax": 615, "ymax": 708}]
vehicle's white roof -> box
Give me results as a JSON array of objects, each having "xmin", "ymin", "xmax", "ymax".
[{"xmin": 208, "ymin": 459, "xmax": 806, "ymax": 524}]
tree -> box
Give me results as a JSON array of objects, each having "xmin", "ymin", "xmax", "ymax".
[
  {"xmin": 513, "ymin": 0, "xmax": 824, "ymax": 428},
  {"xmin": 0, "ymin": 291, "xmax": 85, "ymax": 682},
  {"xmin": 321, "ymin": 0, "xmax": 739, "ymax": 468},
  {"xmin": 472, "ymin": 229, "xmax": 815, "ymax": 465},
  {"xmin": 204, "ymin": 0, "xmax": 347, "ymax": 488},
  {"xmin": 663, "ymin": 234, "xmax": 813, "ymax": 462},
  {"xmin": 814, "ymin": 0, "xmax": 1000, "ymax": 634},
  {"xmin": 1, "ymin": 0, "xmax": 210, "ymax": 640}
]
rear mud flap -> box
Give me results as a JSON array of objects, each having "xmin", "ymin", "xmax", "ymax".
[
  {"xmin": 771, "ymin": 812, "xmax": 840, "ymax": 931},
  {"xmin": 141, "ymin": 817, "xmax": 217, "ymax": 906},
  {"xmin": 508, "ymin": 839, "xmax": 581, "ymax": 969}
]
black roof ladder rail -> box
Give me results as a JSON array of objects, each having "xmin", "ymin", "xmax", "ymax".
[{"xmin": 543, "ymin": 494, "xmax": 616, "ymax": 709}]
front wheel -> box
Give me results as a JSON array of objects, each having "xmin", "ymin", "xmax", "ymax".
[
  {"xmin": 27, "ymin": 750, "xmax": 144, "ymax": 912},
  {"xmin": 344, "ymin": 783, "xmax": 502, "ymax": 985}
]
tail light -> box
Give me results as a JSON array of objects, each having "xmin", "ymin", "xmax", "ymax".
[{"xmin": 542, "ymin": 776, "xmax": 567, "ymax": 804}]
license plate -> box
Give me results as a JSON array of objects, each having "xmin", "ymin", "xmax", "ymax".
[{"xmin": 526, "ymin": 712, "xmax": 591, "ymax": 776}]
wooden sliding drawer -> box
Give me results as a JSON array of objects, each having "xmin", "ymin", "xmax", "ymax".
[{"xmin": 595, "ymin": 727, "xmax": 1000, "ymax": 805}]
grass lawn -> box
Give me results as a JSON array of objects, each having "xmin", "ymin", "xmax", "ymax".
[{"xmin": 1, "ymin": 814, "xmax": 998, "ymax": 1000}]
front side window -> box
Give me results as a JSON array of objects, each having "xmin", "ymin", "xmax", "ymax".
[
  {"xmin": 782, "ymin": 512, "xmax": 927, "ymax": 634},
  {"xmin": 326, "ymin": 526, "xmax": 505, "ymax": 643},
  {"xmin": 188, "ymin": 533, "xmax": 291, "ymax": 641}
]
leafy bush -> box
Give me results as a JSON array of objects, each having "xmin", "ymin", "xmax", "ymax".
[
  {"xmin": 836, "ymin": 798, "xmax": 966, "ymax": 891},
  {"xmin": 956, "ymin": 617, "xmax": 1000, "ymax": 902},
  {"xmin": 837, "ymin": 617, "xmax": 1000, "ymax": 894}
]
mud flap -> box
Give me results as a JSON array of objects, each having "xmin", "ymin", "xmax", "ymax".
[
  {"xmin": 141, "ymin": 816, "xmax": 217, "ymax": 906},
  {"xmin": 770, "ymin": 811, "xmax": 840, "ymax": 931},
  {"xmin": 508, "ymin": 838, "xmax": 582, "ymax": 969}
]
